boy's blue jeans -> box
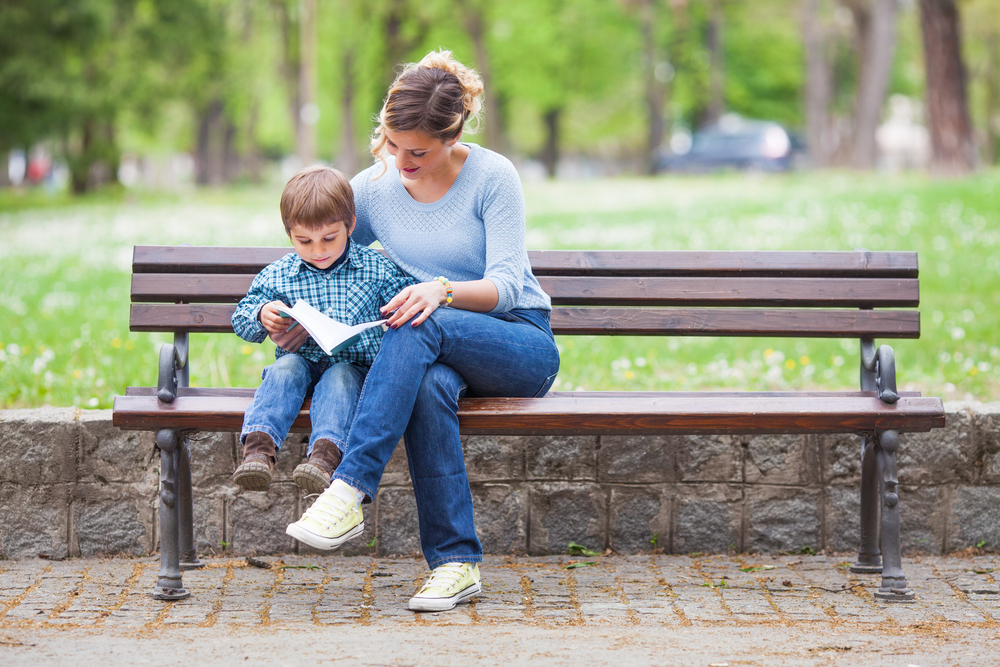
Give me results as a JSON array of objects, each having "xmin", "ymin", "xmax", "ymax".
[
  {"xmin": 241, "ymin": 354, "xmax": 367, "ymax": 456},
  {"xmin": 333, "ymin": 308, "xmax": 560, "ymax": 569}
]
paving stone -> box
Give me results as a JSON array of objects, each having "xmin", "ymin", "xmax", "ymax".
[
  {"xmin": 0, "ymin": 483, "xmax": 72, "ymax": 559},
  {"xmin": 72, "ymin": 484, "xmax": 150, "ymax": 557},
  {"xmin": 186, "ymin": 430, "xmax": 238, "ymax": 486},
  {"xmin": 597, "ymin": 435, "xmax": 674, "ymax": 483},
  {"xmin": 471, "ymin": 483, "xmax": 527, "ymax": 554},
  {"xmin": 376, "ymin": 487, "xmax": 421, "ymax": 557},
  {"xmin": 0, "ymin": 408, "xmax": 79, "ymax": 485},
  {"xmin": 676, "ymin": 434, "xmax": 743, "ymax": 483},
  {"xmin": 608, "ymin": 485, "xmax": 670, "ymax": 554},
  {"xmin": 463, "ymin": 435, "xmax": 524, "ymax": 482},
  {"xmin": 745, "ymin": 434, "xmax": 816, "ymax": 486},
  {"xmin": 899, "ymin": 401, "xmax": 978, "ymax": 485},
  {"xmin": 4, "ymin": 554, "xmax": 1000, "ymax": 634},
  {"xmin": 77, "ymin": 411, "xmax": 154, "ymax": 485},
  {"xmin": 948, "ymin": 486, "xmax": 1000, "ymax": 552},
  {"xmin": 528, "ymin": 483, "xmax": 606, "ymax": 556},
  {"xmin": 746, "ymin": 486, "xmax": 820, "ymax": 555},
  {"xmin": 527, "ymin": 436, "xmax": 597, "ymax": 481},
  {"xmin": 672, "ymin": 485, "xmax": 742, "ymax": 554}
]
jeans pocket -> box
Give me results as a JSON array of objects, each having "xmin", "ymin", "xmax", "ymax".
[{"xmin": 533, "ymin": 372, "xmax": 559, "ymax": 398}]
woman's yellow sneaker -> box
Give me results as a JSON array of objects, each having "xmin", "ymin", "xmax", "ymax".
[
  {"xmin": 285, "ymin": 479, "xmax": 364, "ymax": 550},
  {"xmin": 407, "ymin": 562, "xmax": 481, "ymax": 612}
]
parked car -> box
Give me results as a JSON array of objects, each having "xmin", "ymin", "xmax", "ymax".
[{"xmin": 656, "ymin": 116, "xmax": 804, "ymax": 173}]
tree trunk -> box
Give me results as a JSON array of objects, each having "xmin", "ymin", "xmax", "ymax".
[
  {"xmin": 196, "ymin": 99, "xmax": 225, "ymax": 186},
  {"xmin": 642, "ymin": 0, "xmax": 667, "ymax": 175},
  {"xmin": 803, "ymin": 0, "xmax": 834, "ymax": 167},
  {"xmin": 461, "ymin": 0, "xmax": 503, "ymax": 152},
  {"xmin": 540, "ymin": 107, "xmax": 561, "ymax": 179},
  {"xmin": 338, "ymin": 49, "xmax": 360, "ymax": 176},
  {"xmin": 851, "ymin": 0, "xmax": 898, "ymax": 169},
  {"xmin": 919, "ymin": 0, "xmax": 976, "ymax": 175},
  {"xmin": 984, "ymin": 33, "xmax": 998, "ymax": 165},
  {"xmin": 705, "ymin": 0, "xmax": 725, "ymax": 127},
  {"xmin": 70, "ymin": 118, "xmax": 94, "ymax": 194},
  {"xmin": 298, "ymin": 0, "xmax": 317, "ymax": 166},
  {"xmin": 274, "ymin": 0, "xmax": 302, "ymax": 165}
]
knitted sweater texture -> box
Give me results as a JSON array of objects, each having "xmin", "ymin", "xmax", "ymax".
[{"xmin": 350, "ymin": 144, "xmax": 550, "ymax": 313}]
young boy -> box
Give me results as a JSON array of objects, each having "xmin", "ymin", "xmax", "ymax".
[{"xmin": 231, "ymin": 165, "xmax": 415, "ymax": 493}]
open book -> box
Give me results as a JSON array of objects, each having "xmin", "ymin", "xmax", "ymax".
[{"xmin": 275, "ymin": 300, "xmax": 386, "ymax": 356}]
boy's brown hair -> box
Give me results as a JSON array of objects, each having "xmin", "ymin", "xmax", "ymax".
[{"xmin": 279, "ymin": 166, "xmax": 355, "ymax": 234}]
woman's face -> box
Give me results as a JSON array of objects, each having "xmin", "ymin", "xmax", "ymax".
[{"xmin": 384, "ymin": 129, "xmax": 456, "ymax": 181}]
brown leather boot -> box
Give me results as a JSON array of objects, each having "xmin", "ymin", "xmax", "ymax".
[
  {"xmin": 292, "ymin": 438, "xmax": 343, "ymax": 494},
  {"xmin": 232, "ymin": 432, "xmax": 278, "ymax": 491}
]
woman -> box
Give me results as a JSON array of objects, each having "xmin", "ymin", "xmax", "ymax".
[{"xmin": 276, "ymin": 50, "xmax": 559, "ymax": 613}]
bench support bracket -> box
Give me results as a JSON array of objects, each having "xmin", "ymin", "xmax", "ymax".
[
  {"xmin": 153, "ymin": 429, "xmax": 190, "ymax": 600},
  {"xmin": 851, "ymin": 434, "xmax": 883, "ymax": 574},
  {"xmin": 872, "ymin": 429, "xmax": 915, "ymax": 601}
]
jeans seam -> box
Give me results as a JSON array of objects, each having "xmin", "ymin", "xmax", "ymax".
[
  {"xmin": 428, "ymin": 554, "xmax": 483, "ymax": 568},
  {"xmin": 331, "ymin": 472, "xmax": 375, "ymax": 501},
  {"xmin": 240, "ymin": 426, "xmax": 283, "ymax": 450}
]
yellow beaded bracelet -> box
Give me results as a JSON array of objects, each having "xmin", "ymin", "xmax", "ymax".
[{"xmin": 434, "ymin": 276, "xmax": 453, "ymax": 305}]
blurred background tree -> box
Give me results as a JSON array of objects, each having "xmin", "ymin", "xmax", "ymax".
[{"xmin": 2, "ymin": 0, "xmax": 998, "ymax": 192}]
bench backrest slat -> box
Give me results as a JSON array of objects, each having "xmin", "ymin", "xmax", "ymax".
[
  {"xmin": 132, "ymin": 273, "xmax": 919, "ymax": 308},
  {"xmin": 130, "ymin": 304, "xmax": 920, "ymax": 338},
  {"xmin": 133, "ymin": 246, "xmax": 919, "ymax": 278},
  {"xmin": 129, "ymin": 246, "xmax": 921, "ymax": 340}
]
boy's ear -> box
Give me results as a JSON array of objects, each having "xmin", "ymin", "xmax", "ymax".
[{"xmin": 346, "ymin": 215, "xmax": 357, "ymax": 236}]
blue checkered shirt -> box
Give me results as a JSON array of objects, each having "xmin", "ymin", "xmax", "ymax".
[{"xmin": 232, "ymin": 242, "xmax": 417, "ymax": 367}]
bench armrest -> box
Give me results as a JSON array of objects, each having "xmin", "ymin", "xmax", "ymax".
[
  {"xmin": 157, "ymin": 336, "xmax": 189, "ymax": 404},
  {"xmin": 861, "ymin": 338, "xmax": 898, "ymax": 404}
]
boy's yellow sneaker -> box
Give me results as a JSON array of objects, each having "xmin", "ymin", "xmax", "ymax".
[
  {"xmin": 407, "ymin": 562, "xmax": 481, "ymax": 612},
  {"xmin": 285, "ymin": 479, "xmax": 364, "ymax": 550}
]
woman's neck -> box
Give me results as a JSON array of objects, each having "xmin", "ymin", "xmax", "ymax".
[{"xmin": 399, "ymin": 143, "xmax": 471, "ymax": 204}]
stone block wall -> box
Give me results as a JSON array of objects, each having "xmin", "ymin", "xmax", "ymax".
[{"xmin": 1, "ymin": 401, "xmax": 999, "ymax": 560}]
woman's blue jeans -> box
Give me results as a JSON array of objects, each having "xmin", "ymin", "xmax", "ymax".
[
  {"xmin": 333, "ymin": 307, "xmax": 560, "ymax": 568},
  {"xmin": 241, "ymin": 354, "xmax": 367, "ymax": 456}
]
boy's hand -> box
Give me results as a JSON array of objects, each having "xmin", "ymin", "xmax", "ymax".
[
  {"xmin": 269, "ymin": 325, "xmax": 308, "ymax": 353},
  {"xmin": 259, "ymin": 301, "xmax": 294, "ymax": 334},
  {"xmin": 381, "ymin": 281, "xmax": 449, "ymax": 328}
]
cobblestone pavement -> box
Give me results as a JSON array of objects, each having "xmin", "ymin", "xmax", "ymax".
[{"xmin": 1, "ymin": 553, "xmax": 999, "ymax": 666}]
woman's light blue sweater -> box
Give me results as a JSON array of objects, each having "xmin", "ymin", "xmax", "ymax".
[{"xmin": 350, "ymin": 144, "xmax": 551, "ymax": 313}]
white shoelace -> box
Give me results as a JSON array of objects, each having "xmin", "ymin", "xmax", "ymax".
[
  {"xmin": 419, "ymin": 563, "xmax": 467, "ymax": 594},
  {"xmin": 303, "ymin": 490, "xmax": 353, "ymax": 525}
]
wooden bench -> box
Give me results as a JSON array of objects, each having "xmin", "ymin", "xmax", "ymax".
[{"xmin": 112, "ymin": 246, "xmax": 946, "ymax": 602}]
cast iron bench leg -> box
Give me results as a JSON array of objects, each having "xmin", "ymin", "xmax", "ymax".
[
  {"xmin": 178, "ymin": 435, "xmax": 205, "ymax": 571},
  {"xmin": 153, "ymin": 429, "xmax": 190, "ymax": 600},
  {"xmin": 851, "ymin": 434, "xmax": 883, "ymax": 574},
  {"xmin": 873, "ymin": 429, "xmax": 915, "ymax": 601}
]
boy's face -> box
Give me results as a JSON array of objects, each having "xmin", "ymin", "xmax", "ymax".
[{"xmin": 288, "ymin": 218, "xmax": 354, "ymax": 270}]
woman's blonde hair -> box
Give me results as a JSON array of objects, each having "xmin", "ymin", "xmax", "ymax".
[{"xmin": 370, "ymin": 50, "xmax": 484, "ymax": 178}]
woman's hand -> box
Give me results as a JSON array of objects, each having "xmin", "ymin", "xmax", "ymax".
[{"xmin": 381, "ymin": 281, "xmax": 449, "ymax": 328}]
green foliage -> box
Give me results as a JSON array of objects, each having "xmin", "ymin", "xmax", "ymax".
[{"xmin": 567, "ymin": 542, "xmax": 602, "ymax": 557}]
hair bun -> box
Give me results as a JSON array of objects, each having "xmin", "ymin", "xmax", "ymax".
[{"xmin": 417, "ymin": 50, "xmax": 483, "ymax": 118}]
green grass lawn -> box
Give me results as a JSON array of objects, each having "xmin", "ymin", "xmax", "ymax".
[{"xmin": 1, "ymin": 169, "xmax": 998, "ymax": 409}]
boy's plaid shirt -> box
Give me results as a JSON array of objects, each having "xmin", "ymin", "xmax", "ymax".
[{"xmin": 232, "ymin": 242, "xmax": 417, "ymax": 367}]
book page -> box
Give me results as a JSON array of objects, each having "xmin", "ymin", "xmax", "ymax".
[{"xmin": 275, "ymin": 300, "xmax": 385, "ymax": 356}]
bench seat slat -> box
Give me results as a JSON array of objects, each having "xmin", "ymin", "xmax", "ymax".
[
  {"xmin": 132, "ymin": 273, "xmax": 919, "ymax": 308},
  {"xmin": 129, "ymin": 303, "xmax": 920, "ymax": 338},
  {"xmin": 112, "ymin": 394, "xmax": 945, "ymax": 436},
  {"xmin": 133, "ymin": 246, "xmax": 919, "ymax": 278},
  {"xmin": 124, "ymin": 387, "xmax": 924, "ymax": 399}
]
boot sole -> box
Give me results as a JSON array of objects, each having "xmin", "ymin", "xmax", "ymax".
[
  {"xmin": 286, "ymin": 520, "xmax": 364, "ymax": 551},
  {"xmin": 232, "ymin": 462, "xmax": 272, "ymax": 491},
  {"xmin": 408, "ymin": 581, "xmax": 482, "ymax": 612},
  {"xmin": 292, "ymin": 463, "xmax": 332, "ymax": 495}
]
